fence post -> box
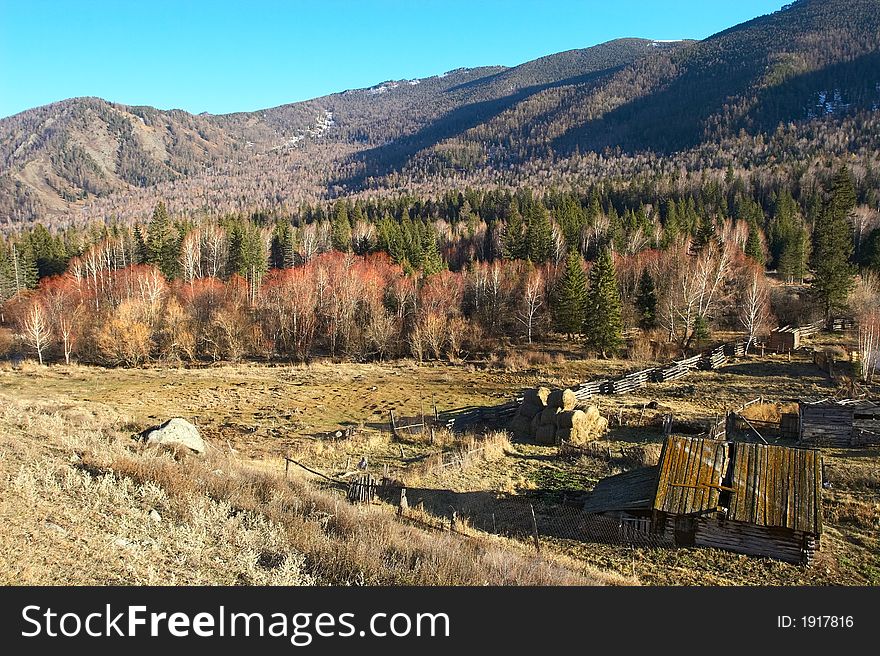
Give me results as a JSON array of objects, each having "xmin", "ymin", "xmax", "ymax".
[
  {"xmin": 529, "ymin": 504, "xmax": 540, "ymax": 553},
  {"xmin": 285, "ymin": 458, "xmax": 289, "ymax": 479}
]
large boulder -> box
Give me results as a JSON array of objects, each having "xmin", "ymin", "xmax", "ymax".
[{"xmin": 141, "ymin": 418, "xmax": 206, "ymax": 454}]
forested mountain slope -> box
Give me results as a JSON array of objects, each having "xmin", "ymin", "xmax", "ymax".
[{"xmin": 1, "ymin": 0, "xmax": 878, "ymax": 226}]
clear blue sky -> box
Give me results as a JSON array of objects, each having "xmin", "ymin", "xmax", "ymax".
[{"xmin": 0, "ymin": 0, "xmax": 786, "ymax": 119}]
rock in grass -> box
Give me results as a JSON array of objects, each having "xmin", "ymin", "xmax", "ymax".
[{"xmin": 141, "ymin": 418, "xmax": 206, "ymax": 455}]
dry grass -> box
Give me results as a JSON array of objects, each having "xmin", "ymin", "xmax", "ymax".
[
  {"xmin": 2, "ymin": 340, "xmax": 878, "ymax": 586},
  {"xmin": 0, "ymin": 393, "xmax": 627, "ymax": 586}
]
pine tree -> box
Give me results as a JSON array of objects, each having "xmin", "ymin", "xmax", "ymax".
[
  {"xmin": 635, "ymin": 269, "xmax": 657, "ymax": 329},
  {"xmin": 331, "ymin": 203, "xmax": 352, "ymax": 252},
  {"xmin": 661, "ymin": 200, "xmax": 680, "ymax": 248},
  {"xmin": 146, "ymin": 202, "xmax": 179, "ymax": 278},
  {"xmin": 694, "ymin": 212, "xmax": 717, "ymax": 250},
  {"xmin": 502, "ymin": 206, "xmax": 526, "ymax": 260},
  {"xmin": 270, "ymin": 220, "xmax": 296, "ymax": 269},
  {"xmin": 552, "ymin": 252, "xmax": 588, "ymax": 339},
  {"xmin": 607, "ymin": 204, "xmax": 624, "ymax": 252},
  {"xmin": 526, "ymin": 205, "xmax": 553, "ymax": 263},
  {"xmin": 584, "ymin": 248, "xmax": 623, "ymax": 358},
  {"xmin": 420, "ymin": 229, "xmax": 445, "ymax": 276},
  {"xmin": 745, "ymin": 212, "xmax": 765, "ymax": 264},
  {"xmin": 133, "ymin": 224, "xmax": 148, "ymax": 265},
  {"xmin": 811, "ymin": 167, "xmax": 857, "ymax": 320}
]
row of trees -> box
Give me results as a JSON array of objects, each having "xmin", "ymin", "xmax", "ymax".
[
  {"xmin": 8, "ymin": 233, "xmax": 778, "ymax": 368},
  {"xmin": 1, "ymin": 167, "xmax": 872, "ymax": 366}
]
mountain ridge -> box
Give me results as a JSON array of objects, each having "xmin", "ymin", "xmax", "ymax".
[{"xmin": 2, "ymin": 0, "xmax": 879, "ymax": 225}]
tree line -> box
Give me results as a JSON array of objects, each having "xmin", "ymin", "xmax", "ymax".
[{"xmin": 1, "ymin": 167, "xmax": 873, "ymax": 366}]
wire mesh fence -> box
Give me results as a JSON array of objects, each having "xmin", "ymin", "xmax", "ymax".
[{"xmin": 461, "ymin": 497, "xmax": 669, "ymax": 549}]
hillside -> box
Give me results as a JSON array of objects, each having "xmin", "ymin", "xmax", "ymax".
[
  {"xmin": 0, "ymin": 386, "xmax": 619, "ymax": 585},
  {"xmin": 1, "ymin": 0, "xmax": 879, "ymax": 225}
]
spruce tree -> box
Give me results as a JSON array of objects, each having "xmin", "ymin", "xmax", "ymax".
[
  {"xmin": 778, "ymin": 223, "xmax": 809, "ymax": 283},
  {"xmin": 661, "ymin": 200, "xmax": 680, "ymax": 248},
  {"xmin": 420, "ymin": 232, "xmax": 445, "ymax": 276},
  {"xmin": 694, "ymin": 212, "xmax": 717, "ymax": 250},
  {"xmin": 745, "ymin": 212, "xmax": 765, "ymax": 264},
  {"xmin": 526, "ymin": 205, "xmax": 553, "ymax": 263},
  {"xmin": 146, "ymin": 202, "xmax": 179, "ymax": 278},
  {"xmin": 331, "ymin": 203, "xmax": 352, "ymax": 252},
  {"xmin": 552, "ymin": 252, "xmax": 588, "ymax": 339},
  {"xmin": 133, "ymin": 224, "xmax": 148, "ymax": 265},
  {"xmin": 27, "ymin": 224, "xmax": 68, "ymax": 278},
  {"xmin": 270, "ymin": 220, "xmax": 296, "ymax": 268},
  {"xmin": 607, "ymin": 204, "xmax": 624, "ymax": 252},
  {"xmin": 502, "ymin": 207, "xmax": 526, "ymax": 260},
  {"xmin": 584, "ymin": 248, "xmax": 623, "ymax": 358},
  {"xmin": 811, "ymin": 167, "xmax": 857, "ymax": 320},
  {"xmin": 861, "ymin": 227, "xmax": 880, "ymax": 273},
  {"xmin": 635, "ymin": 269, "xmax": 657, "ymax": 329}
]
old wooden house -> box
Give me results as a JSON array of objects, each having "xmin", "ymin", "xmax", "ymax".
[
  {"xmin": 583, "ymin": 436, "xmax": 823, "ymax": 564},
  {"xmin": 798, "ymin": 398, "xmax": 880, "ymax": 447}
]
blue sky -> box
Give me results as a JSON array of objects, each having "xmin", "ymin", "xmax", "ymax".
[{"xmin": 0, "ymin": 0, "xmax": 786, "ymax": 118}]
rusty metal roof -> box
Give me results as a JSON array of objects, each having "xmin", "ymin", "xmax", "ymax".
[
  {"xmin": 654, "ymin": 436, "xmax": 729, "ymax": 516},
  {"xmin": 727, "ymin": 442, "xmax": 822, "ymax": 534},
  {"xmin": 584, "ymin": 436, "xmax": 823, "ymax": 535}
]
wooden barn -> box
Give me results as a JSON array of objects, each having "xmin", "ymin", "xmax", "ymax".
[
  {"xmin": 583, "ymin": 436, "xmax": 823, "ymax": 564},
  {"xmin": 798, "ymin": 398, "xmax": 880, "ymax": 447}
]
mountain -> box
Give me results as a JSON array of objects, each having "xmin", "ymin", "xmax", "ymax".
[{"xmin": 1, "ymin": 0, "xmax": 879, "ymax": 226}]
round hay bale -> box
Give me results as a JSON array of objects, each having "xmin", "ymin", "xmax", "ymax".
[
  {"xmin": 530, "ymin": 413, "xmax": 542, "ymax": 436},
  {"xmin": 518, "ymin": 401, "xmax": 543, "ymax": 419},
  {"xmin": 534, "ymin": 424, "xmax": 558, "ymax": 445},
  {"xmin": 556, "ymin": 409, "xmax": 586, "ymax": 429},
  {"xmin": 522, "ymin": 387, "xmax": 551, "ymax": 407},
  {"xmin": 582, "ymin": 405, "xmax": 601, "ymax": 423},
  {"xmin": 547, "ymin": 388, "xmax": 577, "ymax": 411},
  {"xmin": 589, "ymin": 415, "xmax": 609, "ymax": 437},
  {"xmin": 561, "ymin": 409, "xmax": 608, "ymax": 445},
  {"xmin": 540, "ymin": 406, "xmax": 560, "ymax": 426},
  {"xmin": 508, "ymin": 415, "xmax": 532, "ymax": 441},
  {"xmin": 555, "ymin": 427, "xmax": 577, "ymax": 443}
]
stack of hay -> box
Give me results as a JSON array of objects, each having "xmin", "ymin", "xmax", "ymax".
[{"xmin": 508, "ymin": 387, "xmax": 607, "ymax": 445}]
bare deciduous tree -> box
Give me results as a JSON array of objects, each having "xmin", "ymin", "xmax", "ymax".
[
  {"xmin": 738, "ymin": 269, "xmax": 770, "ymax": 354},
  {"xmin": 22, "ymin": 302, "xmax": 52, "ymax": 365},
  {"xmin": 516, "ymin": 269, "xmax": 544, "ymax": 344}
]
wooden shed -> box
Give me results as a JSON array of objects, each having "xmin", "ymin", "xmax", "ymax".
[
  {"xmin": 768, "ymin": 325, "xmax": 800, "ymax": 352},
  {"xmin": 798, "ymin": 398, "xmax": 880, "ymax": 447},
  {"xmin": 583, "ymin": 436, "xmax": 823, "ymax": 564}
]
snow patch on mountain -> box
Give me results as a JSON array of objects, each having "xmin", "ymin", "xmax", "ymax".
[{"xmin": 270, "ymin": 110, "xmax": 334, "ymax": 150}]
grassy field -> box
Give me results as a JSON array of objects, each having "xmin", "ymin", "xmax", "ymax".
[{"xmin": 1, "ymin": 335, "xmax": 878, "ymax": 586}]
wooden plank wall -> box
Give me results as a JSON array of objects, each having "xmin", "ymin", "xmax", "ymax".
[{"xmin": 799, "ymin": 405, "xmax": 853, "ymax": 447}]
